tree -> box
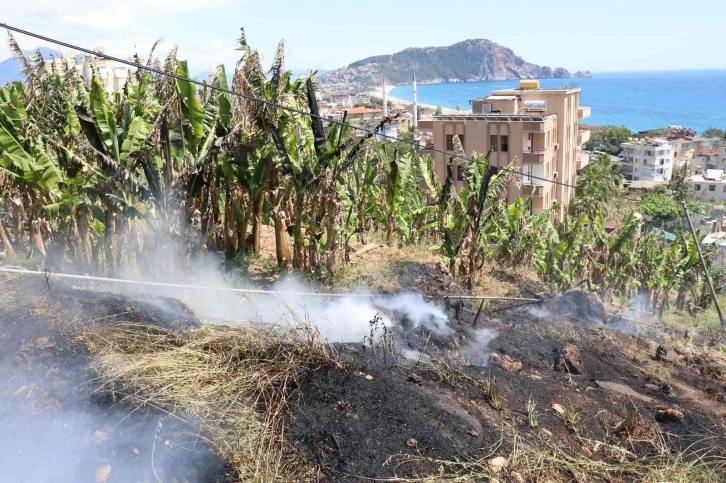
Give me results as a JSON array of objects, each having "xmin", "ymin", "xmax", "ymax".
[
  {"xmin": 702, "ymin": 128, "xmax": 725, "ymax": 139},
  {"xmin": 574, "ymin": 154, "xmax": 623, "ymax": 216},
  {"xmin": 435, "ymin": 105, "xmax": 443, "ymax": 116}
]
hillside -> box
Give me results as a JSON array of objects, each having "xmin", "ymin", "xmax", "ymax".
[
  {"xmin": 320, "ymin": 39, "xmax": 591, "ymax": 87},
  {"xmin": 0, "ymin": 47, "xmax": 60, "ymax": 84}
]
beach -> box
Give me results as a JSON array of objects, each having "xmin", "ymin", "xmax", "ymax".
[{"xmin": 368, "ymin": 84, "xmax": 465, "ymax": 114}]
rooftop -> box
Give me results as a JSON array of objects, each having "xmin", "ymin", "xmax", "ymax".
[
  {"xmin": 433, "ymin": 113, "xmax": 555, "ymax": 122},
  {"xmin": 345, "ymin": 107, "xmax": 383, "ymax": 115},
  {"xmin": 696, "ymin": 148, "xmax": 721, "ymax": 157}
]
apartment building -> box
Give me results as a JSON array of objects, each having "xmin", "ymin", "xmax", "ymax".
[
  {"xmin": 419, "ymin": 80, "xmax": 591, "ymax": 218},
  {"xmin": 48, "ymin": 47, "xmax": 131, "ymax": 92},
  {"xmin": 688, "ymin": 169, "xmax": 726, "ymax": 200},
  {"xmin": 345, "ymin": 107, "xmax": 383, "ymax": 128},
  {"xmin": 690, "ymin": 147, "xmax": 726, "ymax": 175},
  {"xmin": 619, "ymin": 138, "xmax": 674, "ymax": 182}
]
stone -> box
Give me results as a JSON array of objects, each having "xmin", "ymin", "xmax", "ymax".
[
  {"xmin": 95, "ymin": 464, "xmax": 111, "ymax": 483},
  {"xmin": 582, "ymin": 445, "xmax": 593, "ymax": 458},
  {"xmin": 406, "ymin": 438, "xmax": 418, "ymax": 448},
  {"xmin": 554, "ymin": 344, "xmax": 582, "ymax": 374},
  {"xmin": 364, "ymin": 375, "xmax": 374, "ymax": 381},
  {"xmin": 467, "ymin": 429, "xmax": 479, "ymax": 437},
  {"xmin": 540, "ymin": 428, "xmax": 553, "ymax": 437},
  {"xmin": 490, "ymin": 352, "xmax": 524, "ymax": 373},
  {"xmin": 655, "ymin": 407, "xmax": 684, "ymax": 423},
  {"xmin": 488, "ymin": 456, "xmax": 508, "ymax": 474},
  {"xmin": 511, "ymin": 471, "xmax": 526, "ymax": 483},
  {"xmin": 552, "ymin": 404, "xmax": 565, "ymax": 416},
  {"xmin": 408, "ymin": 373, "xmax": 422, "ymax": 384}
]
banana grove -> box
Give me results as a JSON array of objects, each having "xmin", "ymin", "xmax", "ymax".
[{"xmin": 0, "ymin": 31, "xmax": 719, "ymax": 316}]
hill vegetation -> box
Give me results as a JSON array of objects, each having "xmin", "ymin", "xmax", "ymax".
[{"xmin": 319, "ymin": 39, "xmax": 591, "ymax": 87}]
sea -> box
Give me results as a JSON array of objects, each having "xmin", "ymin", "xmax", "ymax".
[{"xmin": 389, "ymin": 69, "xmax": 726, "ymax": 134}]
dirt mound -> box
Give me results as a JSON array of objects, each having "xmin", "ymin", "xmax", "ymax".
[{"xmin": 548, "ymin": 289, "xmax": 607, "ymax": 324}]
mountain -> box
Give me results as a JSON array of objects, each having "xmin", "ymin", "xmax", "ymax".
[
  {"xmin": 319, "ymin": 39, "xmax": 590, "ymax": 88},
  {"xmin": 0, "ymin": 47, "xmax": 61, "ymax": 84}
]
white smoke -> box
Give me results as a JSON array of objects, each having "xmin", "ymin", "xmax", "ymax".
[{"xmin": 459, "ymin": 329, "xmax": 499, "ymax": 365}]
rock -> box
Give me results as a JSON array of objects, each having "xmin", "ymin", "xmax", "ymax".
[
  {"xmin": 408, "ymin": 373, "xmax": 423, "ymax": 384},
  {"xmin": 95, "ymin": 464, "xmax": 111, "ymax": 483},
  {"xmin": 467, "ymin": 429, "xmax": 479, "ymax": 437},
  {"xmin": 488, "ymin": 456, "xmax": 508, "ymax": 473},
  {"xmin": 92, "ymin": 429, "xmax": 109, "ymax": 442},
  {"xmin": 644, "ymin": 383, "xmax": 661, "ymax": 393},
  {"xmin": 490, "ymin": 352, "xmax": 523, "ymax": 374},
  {"xmin": 406, "ymin": 438, "xmax": 418, "ymax": 448},
  {"xmin": 511, "ymin": 471, "xmax": 526, "ymax": 483},
  {"xmin": 364, "ymin": 375, "xmax": 374, "ymax": 381},
  {"xmin": 655, "ymin": 345, "xmax": 684, "ymax": 365},
  {"xmin": 582, "ymin": 445, "xmax": 593, "ymax": 458},
  {"xmin": 540, "ymin": 428, "xmax": 553, "ymax": 437},
  {"xmin": 438, "ymin": 262, "xmax": 450, "ymax": 275},
  {"xmin": 673, "ymin": 345, "xmax": 693, "ymax": 358},
  {"xmin": 551, "ymin": 404, "xmax": 565, "ymax": 416},
  {"xmin": 554, "ymin": 344, "xmax": 582, "ymax": 374},
  {"xmin": 35, "ymin": 337, "xmax": 55, "ymax": 349},
  {"xmin": 655, "ymin": 407, "xmax": 684, "ymax": 423}
]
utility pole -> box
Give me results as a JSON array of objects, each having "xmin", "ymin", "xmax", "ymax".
[{"xmin": 682, "ymin": 201, "xmax": 725, "ymax": 328}]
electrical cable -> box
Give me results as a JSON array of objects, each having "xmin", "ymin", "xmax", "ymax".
[{"xmin": 0, "ymin": 22, "xmax": 642, "ymax": 202}]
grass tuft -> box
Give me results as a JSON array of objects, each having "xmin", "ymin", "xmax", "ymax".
[{"xmin": 81, "ymin": 321, "xmax": 343, "ymax": 482}]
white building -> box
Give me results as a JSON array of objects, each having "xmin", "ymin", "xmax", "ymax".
[
  {"xmin": 48, "ymin": 48, "xmax": 132, "ymax": 93},
  {"xmin": 619, "ymin": 138, "xmax": 674, "ymax": 182},
  {"xmin": 687, "ymin": 169, "xmax": 726, "ymax": 200}
]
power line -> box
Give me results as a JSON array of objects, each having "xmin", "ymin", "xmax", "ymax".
[{"xmin": 2, "ymin": 23, "xmax": 641, "ymax": 203}]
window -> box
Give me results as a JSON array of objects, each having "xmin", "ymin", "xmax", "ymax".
[
  {"xmin": 722, "ymin": 185, "xmax": 726, "ymax": 193},
  {"xmin": 500, "ymin": 135, "xmax": 509, "ymax": 153},
  {"xmin": 709, "ymin": 184, "xmax": 716, "ymax": 192},
  {"xmin": 660, "ymin": 159, "xmax": 664, "ymax": 165},
  {"xmin": 696, "ymin": 184, "xmax": 701, "ymax": 191},
  {"xmin": 490, "ymin": 135, "xmax": 498, "ymax": 152},
  {"xmin": 445, "ymin": 135, "xmax": 463, "ymax": 151}
]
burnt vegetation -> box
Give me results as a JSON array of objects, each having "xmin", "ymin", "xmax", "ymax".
[{"xmin": 0, "ymin": 29, "xmax": 725, "ymax": 483}]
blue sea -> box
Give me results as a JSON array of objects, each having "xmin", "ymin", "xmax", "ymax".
[{"xmin": 390, "ymin": 70, "xmax": 726, "ymax": 134}]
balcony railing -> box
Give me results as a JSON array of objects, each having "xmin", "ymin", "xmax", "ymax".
[
  {"xmin": 578, "ymin": 106, "xmax": 591, "ymax": 119},
  {"xmin": 523, "ymin": 147, "xmax": 555, "ymax": 164},
  {"xmin": 577, "ymin": 129, "xmax": 591, "ymax": 146},
  {"xmin": 521, "ymin": 183, "xmax": 545, "ymax": 197}
]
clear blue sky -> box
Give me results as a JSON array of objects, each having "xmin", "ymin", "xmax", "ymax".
[{"xmin": 2, "ymin": 0, "xmax": 724, "ymax": 74}]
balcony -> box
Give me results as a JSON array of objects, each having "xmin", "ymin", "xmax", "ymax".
[
  {"xmin": 521, "ymin": 182, "xmax": 547, "ymax": 197},
  {"xmin": 577, "ymin": 152, "xmax": 590, "ymax": 170},
  {"xmin": 578, "ymin": 106, "xmax": 591, "ymax": 119},
  {"xmin": 523, "ymin": 147, "xmax": 555, "ymax": 164},
  {"xmin": 577, "ymin": 128, "xmax": 591, "ymax": 146}
]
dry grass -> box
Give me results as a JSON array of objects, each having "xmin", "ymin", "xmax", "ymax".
[
  {"xmin": 392, "ymin": 429, "xmax": 726, "ymax": 483},
  {"xmin": 80, "ymin": 321, "xmax": 344, "ymax": 482}
]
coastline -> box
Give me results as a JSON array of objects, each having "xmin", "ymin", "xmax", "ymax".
[{"xmin": 367, "ymin": 85, "xmax": 466, "ymax": 114}]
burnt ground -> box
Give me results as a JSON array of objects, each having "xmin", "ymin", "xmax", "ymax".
[
  {"xmin": 0, "ymin": 277, "xmax": 234, "ymax": 483},
  {"xmin": 286, "ymin": 263, "xmax": 726, "ymax": 482},
  {"xmin": 2, "ymin": 268, "xmax": 726, "ymax": 482}
]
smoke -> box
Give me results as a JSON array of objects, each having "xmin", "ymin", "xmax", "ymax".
[{"xmin": 459, "ymin": 329, "xmax": 499, "ymax": 366}]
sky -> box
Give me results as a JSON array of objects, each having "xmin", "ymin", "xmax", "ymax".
[{"xmin": 1, "ymin": 0, "xmax": 725, "ymax": 74}]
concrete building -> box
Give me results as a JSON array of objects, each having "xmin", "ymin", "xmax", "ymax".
[
  {"xmin": 345, "ymin": 107, "xmax": 383, "ymax": 128},
  {"xmin": 47, "ymin": 48, "xmax": 132, "ymax": 92},
  {"xmin": 419, "ymin": 80, "xmax": 591, "ymax": 218},
  {"xmin": 670, "ymin": 138, "xmax": 718, "ymax": 170},
  {"xmin": 690, "ymin": 147, "xmax": 726, "ymax": 175},
  {"xmin": 688, "ymin": 169, "xmax": 726, "ymax": 200},
  {"xmin": 619, "ymin": 138, "xmax": 674, "ymax": 182}
]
